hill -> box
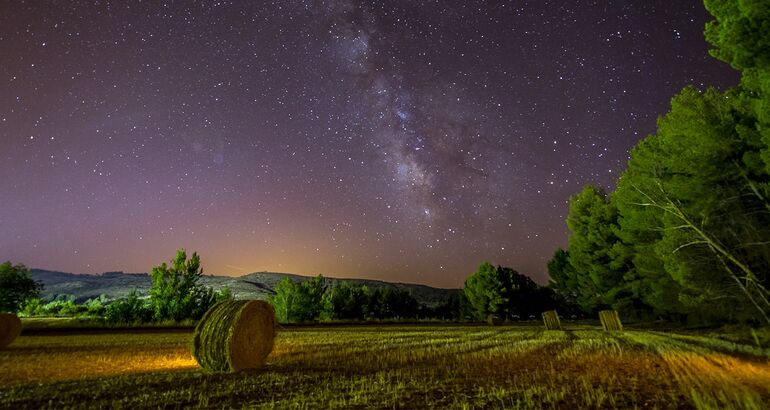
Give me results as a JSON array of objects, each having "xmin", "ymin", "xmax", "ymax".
[{"xmin": 30, "ymin": 269, "xmax": 458, "ymax": 307}]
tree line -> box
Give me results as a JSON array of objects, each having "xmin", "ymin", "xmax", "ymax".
[
  {"xmin": 548, "ymin": 0, "xmax": 770, "ymax": 326},
  {"xmin": 0, "ymin": 250, "xmax": 231, "ymax": 324},
  {"xmin": 267, "ymin": 266, "xmax": 565, "ymax": 324}
]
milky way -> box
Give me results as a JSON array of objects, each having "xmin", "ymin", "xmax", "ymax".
[{"xmin": 0, "ymin": 1, "xmax": 738, "ymax": 287}]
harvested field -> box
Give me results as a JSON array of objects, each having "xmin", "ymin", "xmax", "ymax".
[{"xmin": 1, "ymin": 324, "xmax": 769, "ymax": 409}]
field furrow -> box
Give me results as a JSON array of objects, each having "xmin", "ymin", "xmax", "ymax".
[{"xmin": 1, "ymin": 325, "xmax": 768, "ymax": 409}]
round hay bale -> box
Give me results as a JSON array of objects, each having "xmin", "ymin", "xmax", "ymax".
[
  {"xmin": 0, "ymin": 313, "xmax": 22, "ymax": 349},
  {"xmin": 192, "ymin": 300, "xmax": 276, "ymax": 372}
]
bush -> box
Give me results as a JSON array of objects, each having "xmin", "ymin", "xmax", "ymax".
[
  {"xmin": 105, "ymin": 290, "xmax": 152, "ymax": 324},
  {"xmin": 18, "ymin": 298, "xmax": 44, "ymax": 317},
  {"xmin": 49, "ymin": 299, "xmax": 86, "ymax": 316},
  {"xmin": 83, "ymin": 295, "xmax": 107, "ymax": 317},
  {"xmin": 215, "ymin": 286, "xmax": 234, "ymax": 303}
]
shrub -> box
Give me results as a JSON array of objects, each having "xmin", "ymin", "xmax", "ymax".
[
  {"xmin": 18, "ymin": 298, "xmax": 44, "ymax": 317},
  {"xmin": 105, "ymin": 290, "xmax": 152, "ymax": 324}
]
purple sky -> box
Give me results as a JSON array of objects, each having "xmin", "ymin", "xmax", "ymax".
[{"xmin": 0, "ymin": 1, "xmax": 738, "ymax": 287}]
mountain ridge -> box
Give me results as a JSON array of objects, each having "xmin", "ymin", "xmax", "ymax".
[{"xmin": 30, "ymin": 269, "xmax": 459, "ymax": 307}]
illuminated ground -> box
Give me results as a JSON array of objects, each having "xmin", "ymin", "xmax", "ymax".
[{"xmin": 1, "ymin": 325, "xmax": 768, "ymax": 409}]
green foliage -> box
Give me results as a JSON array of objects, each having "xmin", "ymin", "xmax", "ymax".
[
  {"xmin": 614, "ymin": 86, "xmax": 770, "ymax": 323},
  {"xmin": 321, "ymin": 282, "xmax": 369, "ymax": 320},
  {"xmin": 83, "ymin": 295, "xmax": 108, "ymax": 317},
  {"xmin": 367, "ymin": 287, "xmax": 419, "ymax": 320},
  {"xmin": 149, "ymin": 250, "xmax": 216, "ymax": 322},
  {"xmin": 105, "ymin": 290, "xmax": 152, "ymax": 324},
  {"xmin": 431, "ymin": 291, "xmax": 471, "ymax": 321},
  {"xmin": 269, "ymin": 275, "xmax": 325, "ymax": 323},
  {"xmin": 464, "ymin": 262, "xmax": 554, "ymax": 322},
  {"xmin": 704, "ymin": 0, "xmax": 770, "ymax": 72},
  {"xmin": 19, "ymin": 294, "xmax": 109, "ymax": 318},
  {"xmin": 564, "ymin": 186, "xmax": 640, "ymax": 315},
  {"xmin": 41, "ymin": 296, "xmax": 87, "ymax": 317},
  {"xmin": 215, "ymin": 286, "xmax": 234, "ymax": 303},
  {"xmin": 0, "ymin": 261, "xmax": 42, "ymax": 313},
  {"xmin": 547, "ymin": 249, "xmax": 573, "ymax": 297},
  {"xmin": 547, "ymin": 249, "xmax": 583, "ymax": 316},
  {"xmin": 18, "ymin": 298, "xmax": 44, "ymax": 317},
  {"xmin": 463, "ymin": 262, "xmax": 507, "ymax": 321},
  {"xmin": 269, "ymin": 277, "xmax": 426, "ymax": 323},
  {"xmin": 547, "ymin": 1, "xmax": 770, "ymax": 324}
]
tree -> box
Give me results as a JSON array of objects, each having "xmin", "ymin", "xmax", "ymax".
[
  {"xmin": 321, "ymin": 282, "xmax": 368, "ymax": 320},
  {"xmin": 499, "ymin": 266, "xmax": 545, "ymax": 318},
  {"xmin": 0, "ymin": 262, "xmax": 42, "ymax": 313},
  {"xmin": 269, "ymin": 278, "xmax": 296, "ymax": 322},
  {"xmin": 546, "ymin": 0, "xmax": 770, "ymax": 324},
  {"xmin": 632, "ymin": 181, "xmax": 770, "ymax": 325},
  {"xmin": 106, "ymin": 289, "xmax": 152, "ymax": 324},
  {"xmin": 613, "ymin": 85, "xmax": 770, "ymax": 324},
  {"xmin": 547, "ymin": 249, "xmax": 578, "ymax": 307},
  {"xmin": 269, "ymin": 275, "xmax": 325, "ymax": 323},
  {"xmin": 704, "ymin": 0, "xmax": 770, "ymax": 74},
  {"xmin": 564, "ymin": 186, "xmax": 641, "ymax": 315},
  {"xmin": 149, "ymin": 250, "xmax": 215, "ymax": 322},
  {"xmin": 464, "ymin": 262, "xmax": 557, "ymax": 322},
  {"xmin": 365, "ymin": 287, "xmax": 419, "ymax": 320},
  {"xmin": 432, "ymin": 291, "xmax": 470, "ymax": 321},
  {"xmin": 463, "ymin": 262, "xmax": 508, "ymax": 322},
  {"xmin": 386, "ymin": 288, "xmax": 418, "ymax": 319}
]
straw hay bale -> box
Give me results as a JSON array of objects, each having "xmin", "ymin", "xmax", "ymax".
[
  {"xmin": 599, "ymin": 310, "xmax": 623, "ymax": 331},
  {"xmin": 192, "ymin": 300, "xmax": 276, "ymax": 372},
  {"xmin": 541, "ymin": 310, "xmax": 561, "ymax": 330},
  {"xmin": 0, "ymin": 313, "xmax": 22, "ymax": 348}
]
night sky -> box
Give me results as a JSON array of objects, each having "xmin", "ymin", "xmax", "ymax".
[{"xmin": 0, "ymin": 1, "xmax": 738, "ymax": 288}]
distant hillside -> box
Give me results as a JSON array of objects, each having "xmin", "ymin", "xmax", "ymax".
[{"xmin": 30, "ymin": 269, "xmax": 458, "ymax": 307}]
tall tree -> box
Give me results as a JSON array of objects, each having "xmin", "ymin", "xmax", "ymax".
[
  {"xmin": 269, "ymin": 275, "xmax": 325, "ymax": 323},
  {"xmin": 149, "ymin": 250, "xmax": 215, "ymax": 322},
  {"xmin": 551, "ymin": 0, "xmax": 770, "ymax": 324},
  {"xmin": 565, "ymin": 186, "xmax": 638, "ymax": 315},
  {"xmin": 497, "ymin": 266, "xmax": 542, "ymax": 318},
  {"xmin": 366, "ymin": 287, "xmax": 419, "ymax": 319},
  {"xmin": 464, "ymin": 262, "xmax": 551, "ymax": 321},
  {"xmin": 614, "ymin": 85, "xmax": 770, "ymax": 324},
  {"xmin": 547, "ymin": 248, "xmax": 577, "ymax": 305},
  {"xmin": 463, "ymin": 262, "xmax": 508, "ymax": 321},
  {"xmin": 321, "ymin": 282, "xmax": 368, "ymax": 320},
  {"xmin": 704, "ymin": 0, "xmax": 770, "ymax": 75}
]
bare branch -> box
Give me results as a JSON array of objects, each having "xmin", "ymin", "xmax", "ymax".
[{"xmin": 672, "ymin": 240, "xmax": 709, "ymax": 253}]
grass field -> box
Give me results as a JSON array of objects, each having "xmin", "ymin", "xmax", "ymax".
[{"xmin": 1, "ymin": 324, "xmax": 769, "ymax": 409}]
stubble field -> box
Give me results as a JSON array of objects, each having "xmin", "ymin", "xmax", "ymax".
[{"xmin": 1, "ymin": 324, "xmax": 769, "ymax": 409}]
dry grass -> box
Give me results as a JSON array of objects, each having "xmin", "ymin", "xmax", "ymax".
[
  {"xmin": 1, "ymin": 324, "xmax": 768, "ymax": 409},
  {"xmin": 0, "ymin": 332, "xmax": 196, "ymax": 384}
]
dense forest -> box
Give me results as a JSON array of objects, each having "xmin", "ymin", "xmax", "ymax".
[{"xmin": 548, "ymin": 0, "xmax": 770, "ymax": 326}]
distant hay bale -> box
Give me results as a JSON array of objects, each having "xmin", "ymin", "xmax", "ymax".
[
  {"xmin": 0, "ymin": 313, "xmax": 22, "ymax": 348},
  {"xmin": 541, "ymin": 310, "xmax": 561, "ymax": 330},
  {"xmin": 192, "ymin": 300, "xmax": 276, "ymax": 372},
  {"xmin": 599, "ymin": 310, "xmax": 623, "ymax": 331}
]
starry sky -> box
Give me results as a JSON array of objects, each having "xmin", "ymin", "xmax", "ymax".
[{"xmin": 0, "ymin": 1, "xmax": 739, "ymax": 288}]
